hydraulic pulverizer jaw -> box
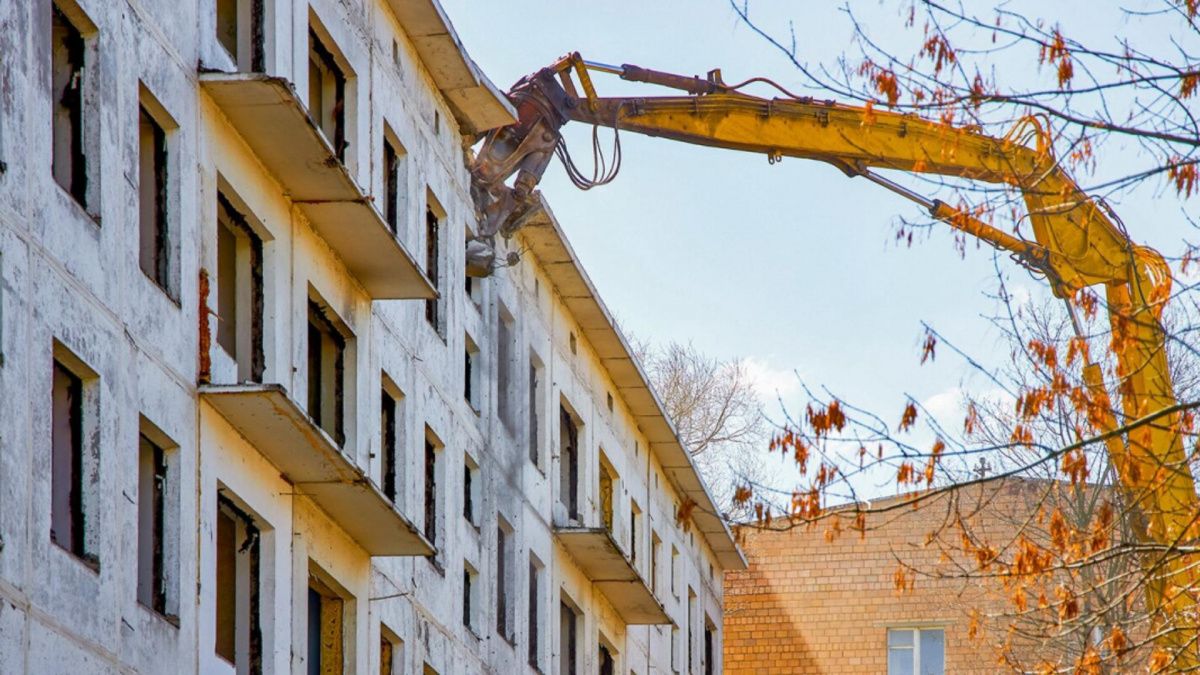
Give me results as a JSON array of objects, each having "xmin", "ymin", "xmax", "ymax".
[{"xmin": 467, "ymin": 59, "xmax": 582, "ymax": 277}]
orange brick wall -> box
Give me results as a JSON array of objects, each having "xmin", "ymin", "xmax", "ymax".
[{"xmin": 722, "ymin": 481, "xmax": 1045, "ymax": 674}]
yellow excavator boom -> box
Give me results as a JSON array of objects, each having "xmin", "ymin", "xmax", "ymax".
[{"xmin": 468, "ymin": 53, "xmax": 1197, "ymax": 660}]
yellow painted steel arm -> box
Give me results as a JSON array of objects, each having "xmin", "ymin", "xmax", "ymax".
[
  {"xmin": 469, "ymin": 55, "xmax": 1198, "ymax": 656},
  {"xmin": 577, "ymin": 92, "xmax": 1132, "ymax": 292}
]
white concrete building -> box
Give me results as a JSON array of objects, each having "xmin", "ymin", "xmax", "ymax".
[{"xmin": 0, "ymin": 0, "xmax": 745, "ymax": 673}]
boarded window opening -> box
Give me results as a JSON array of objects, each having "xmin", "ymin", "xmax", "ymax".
[
  {"xmin": 215, "ymin": 0, "xmax": 265, "ymax": 72},
  {"xmin": 51, "ymin": 355, "xmax": 98, "ymax": 566},
  {"xmin": 138, "ymin": 105, "xmax": 171, "ymax": 293},
  {"xmin": 423, "ymin": 204, "xmax": 441, "ymax": 332},
  {"xmin": 51, "ymin": 4, "xmax": 90, "ymax": 209},
  {"xmin": 496, "ymin": 521, "xmax": 514, "ymax": 642},
  {"xmin": 559, "ymin": 598, "xmax": 578, "ymax": 675},
  {"xmin": 559, "ymin": 405, "xmax": 579, "ymax": 521},
  {"xmin": 215, "ymin": 495, "xmax": 263, "ymax": 672},
  {"xmin": 307, "ymin": 573, "xmax": 345, "ymax": 675},
  {"xmin": 137, "ymin": 427, "xmax": 177, "ymax": 619},
  {"xmin": 598, "ymin": 458, "xmax": 615, "ymax": 535},
  {"xmin": 307, "ymin": 298, "xmax": 347, "ymax": 447},
  {"xmin": 379, "ymin": 636, "xmax": 392, "ymax": 675},
  {"xmin": 307, "ymin": 25, "xmax": 346, "ymax": 159},
  {"xmin": 379, "ymin": 626, "xmax": 401, "ymax": 675},
  {"xmin": 380, "ymin": 380, "xmax": 400, "ymax": 503},
  {"xmin": 215, "ymin": 193, "xmax": 265, "ymax": 383},
  {"xmin": 423, "ymin": 429, "xmax": 440, "ymax": 546}
]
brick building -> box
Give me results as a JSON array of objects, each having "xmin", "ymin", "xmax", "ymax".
[
  {"xmin": 723, "ymin": 479, "xmax": 1079, "ymax": 674},
  {"xmin": 0, "ymin": 0, "xmax": 743, "ymax": 672}
]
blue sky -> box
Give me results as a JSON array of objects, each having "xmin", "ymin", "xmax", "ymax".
[{"xmin": 439, "ymin": 1, "xmax": 1197, "ymax": 497}]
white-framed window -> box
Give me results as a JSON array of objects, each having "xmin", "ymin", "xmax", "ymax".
[{"xmin": 887, "ymin": 627, "xmax": 945, "ymax": 675}]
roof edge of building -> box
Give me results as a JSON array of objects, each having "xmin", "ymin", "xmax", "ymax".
[
  {"xmin": 520, "ymin": 195, "xmax": 747, "ymax": 571},
  {"xmin": 387, "ymin": 0, "xmax": 516, "ymax": 135}
]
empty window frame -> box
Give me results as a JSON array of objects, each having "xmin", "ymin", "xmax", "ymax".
[
  {"xmin": 650, "ymin": 531, "xmax": 661, "ymax": 595},
  {"xmin": 463, "ymin": 334, "xmax": 479, "ymax": 412},
  {"xmin": 307, "ymin": 22, "xmax": 346, "ymax": 159},
  {"xmin": 50, "ymin": 348, "xmax": 99, "ymax": 567},
  {"xmin": 423, "ymin": 203, "xmax": 441, "ymax": 332},
  {"xmin": 598, "ymin": 642, "xmax": 614, "ymax": 675},
  {"xmin": 307, "ymin": 297, "xmax": 348, "ymax": 447},
  {"xmin": 463, "ymin": 229, "xmax": 483, "ymax": 306},
  {"xmin": 687, "ymin": 587, "xmax": 696, "ymax": 674},
  {"xmin": 0, "ymin": 252, "xmax": 5, "ymax": 367},
  {"xmin": 307, "ymin": 573, "xmax": 346, "ymax": 675},
  {"xmin": 138, "ymin": 421, "xmax": 179, "ymax": 620},
  {"xmin": 528, "ymin": 355, "xmax": 543, "ymax": 468},
  {"xmin": 558, "ymin": 405, "xmax": 579, "ymax": 521},
  {"xmin": 670, "ymin": 545, "xmax": 680, "ymax": 598},
  {"xmin": 558, "ymin": 598, "xmax": 578, "ymax": 675},
  {"xmin": 463, "ymin": 256, "xmax": 473, "ymax": 299},
  {"xmin": 671, "ymin": 626, "xmax": 681, "ymax": 674},
  {"xmin": 887, "ymin": 627, "xmax": 945, "ymax": 675},
  {"xmin": 215, "ymin": 192, "xmax": 265, "ymax": 383},
  {"xmin": 496, "ymin": 310, "xmax": 516, "ymax": 431},
  {"xmin": 380, "ymin": 377, "xmax": 402, "ymax": 503},
  {"xmin": 462, "ymin": 456, "xmax": 478, "ymax": 526},
  {"xmin": 215, "ymin": 0, "xmax": 265, "ymax": 71},
  {"xmin": 138, "ymin": 103, "xmax": 171, "ymax": 293},
  {"xmin": 527, "ymin": 555, "xmax": 543, "ymax": 670},
  {"xmin": 629, "ymin": 500, "xmax": 641, "ymax": 566},
  {"xmin": 51, "ymin": 3, "xmax": 94, "ymax": 210},
  {"xmin": 215, "ymin": 495, "xmax": 263, "ymax": 671},
  {"xmin": 704, "ymin": 616, "xmax": 716, "ymax": 675},
  {"xmin": 496, "ymin": 520, "xmax": 514, "ymax": 642},
  {"xmin": 462, "ymin": 563, "xmax": 477, "ymax": 633},
  {"xmin": 380, "ymin": 131, "xmax": 404, "ymax": 233},
  {"xmin": 423, "ymin": 429, "xmax": 440, "ymax": 547}
]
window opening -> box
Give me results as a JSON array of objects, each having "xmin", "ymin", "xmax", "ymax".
[
  {"xmin": 307, "ymin": 26, "xmax": 346, "ymax": 159},
  {"xmin": 559, "ymin": 406, "xmax": 579, "ymax": 521},
  {"xmin": 307, "ymin": 299, "xmax": 346, "ymax": 447},
  {"xmin": 215, "ymin": 193, "xmax": 264, "ymax": 383},
  {"xmin": 138, "ymin": 105, "xmax": 170, "ymax": 292}
]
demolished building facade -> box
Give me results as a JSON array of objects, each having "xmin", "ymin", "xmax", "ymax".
[{"xmin": 0, "ymin": 0, "xmax": 743, "ymax": 672}]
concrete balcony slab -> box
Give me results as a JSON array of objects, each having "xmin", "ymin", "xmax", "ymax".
[
  {"xmin": 200, "ymin": 384, "xmax": 434, "ymax": 557},
  {"xmin": 200, "ymin": 73, "xmax": 435, "ymax": 300},
  {"xmin": 554, "ymin": 527, "xmax": 670, "ymax": 625}
]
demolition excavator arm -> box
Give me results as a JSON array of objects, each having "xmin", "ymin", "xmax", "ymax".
[{"xmin": 468, "ymin": 54, "xmax": 1197, "ymax": 657}]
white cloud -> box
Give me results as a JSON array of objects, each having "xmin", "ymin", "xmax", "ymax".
[
  {"xmin": 742, "ymin": 356, "xmax": 800, "ymax": 400},
  {"xmin": 741, "ymin": 356, "xmax": 805, "ymax": 420},
  {"xmin": 922, "ymin": 387, "xmax": 965, "ymax": 427},
  {"xmin": 921, "ymin": 385, "xmax": 1015, "ymax": 431},
  {"xmin": 1004, "ymin": 284, "xmax": 1033, "ymax": 309}
]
